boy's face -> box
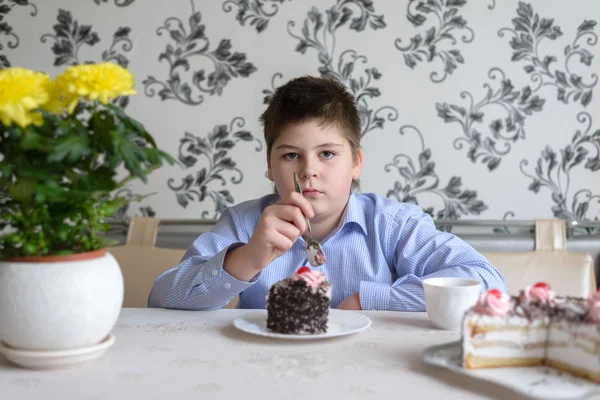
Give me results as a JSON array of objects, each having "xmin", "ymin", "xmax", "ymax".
[{"xmin": 267, "ymin": 119, "xmax": 362, "ymax": 224}]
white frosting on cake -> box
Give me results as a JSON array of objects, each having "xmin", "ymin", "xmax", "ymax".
[
  {"xmin": 291, "ymin": 267, "xmax": 331, "ymax": 296},
  {"xmin": 547, "ymin": 323, "xmax": 600, "ymax": 374},
  {"xmin": 291, "ymin": 269, "xmax": 326, "ymax": 288},
  {"xmin": 462, "ymin": 313, "xmax": 549, "ymax": 360}
]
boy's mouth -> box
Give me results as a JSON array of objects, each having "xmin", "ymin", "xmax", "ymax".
[{"xmin": 302, "ymin": 189, "xmax": 322, "ymax": 196}]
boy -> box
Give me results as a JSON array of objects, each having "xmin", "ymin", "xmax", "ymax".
[{"xmin": 148, "ymin": 76, "xmax": 506, "ymax": 311}]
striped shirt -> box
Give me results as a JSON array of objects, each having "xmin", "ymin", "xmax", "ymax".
[{"xmin": 148, "ymin": 193, "xmax": 506, "ymax": 311}]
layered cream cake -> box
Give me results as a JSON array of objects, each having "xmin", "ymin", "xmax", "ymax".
[{"xmin": 462, "ymin": 282, "xmax": 600, "ymax": 383}]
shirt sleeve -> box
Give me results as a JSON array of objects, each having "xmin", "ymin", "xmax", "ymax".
[
  {"xmin": 358, "ymin": 207, "xmax": 506, "ymax": 311},
  {"xmin": 147, "ymin": 206, "xmax": 259, "ymax": 311}
]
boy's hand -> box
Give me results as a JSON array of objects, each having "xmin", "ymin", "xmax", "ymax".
[
  {"xmin": 243, "ymin": 192, "xmax": 314, "ymax": 272},
  {"xmin": 337, "ymin": 292, "xmax": 362, "ymax": 310}
]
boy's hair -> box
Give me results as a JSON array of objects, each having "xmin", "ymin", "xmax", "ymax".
[{"xmin": 259, "ymin": 75, "xmax": 361, "ymax": 191}]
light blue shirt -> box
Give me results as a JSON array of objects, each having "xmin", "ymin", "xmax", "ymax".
[{"xmin": 148, "ymin": 193, "xmax": 506, "ymax": 311}]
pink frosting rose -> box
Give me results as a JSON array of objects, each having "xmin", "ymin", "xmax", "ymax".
[
  {"xmin": 291, "ymin": 266, "xmax": 325, "ymax": 288},
  {"xmin": 474, "ymin": 289, "xmax": 512, "ymax": 316},
  {"xmin": 520, "ymin": 282, "xmax": 555, "ymax": 305},
  {"xmin": 587, "ymin": 290, "xmax": 600, "ymax": 323}
]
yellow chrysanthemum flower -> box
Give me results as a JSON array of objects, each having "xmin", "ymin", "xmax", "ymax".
[
  {"xmin": 51, "ymin": 62, "xmax": 136, "ymax": 114},
  {"xmin": 0, "ymin": 67, "xmax": 51, "ymax": 128}
]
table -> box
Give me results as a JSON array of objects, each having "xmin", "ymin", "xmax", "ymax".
[{"xmin": 0, "ymin": 308, "xmax": 538, "ymax": 400}]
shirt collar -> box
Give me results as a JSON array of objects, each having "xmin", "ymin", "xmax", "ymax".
[{"xmin": 337, "ymin": 192, "xmax": 367, "ymax": 235}]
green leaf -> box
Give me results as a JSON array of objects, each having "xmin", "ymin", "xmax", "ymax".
[
  {"xmin": 14, "ymin": 154, "xmax": 56, "ymax": 179},
  {"xmin": 101, "ymin": 237, "xmax": 120, "ymax": 247},
  {"xmin": 48, "ymin": 135, "xmax": 92, "ymax": 164},
  {"xmin": 129, "ymin": 120, "xmax": 157, "ymax": 147},
  {"xmin": 35, "ymin": 181, "xmax": 66, "ymax": 203},
  {"xmin": 21, "ymin": 128, "xmax": 45, "ymax": 150},
  {"xmin": 0, "ymin": 177, "xmax": 10, "ymax": 189},
  {"xmin": 85, "ymin": 166, "xmax": 117, "ymax": 191},
  {"xmin": 7, "ymin": 125, "xmax": 24, "ymax": 139},
  {"xmin": 112, "ymin": 134, "xmax": 147, "ymax": 180},
  {"xmin": 0, "ymin": 162, "xmax": 13, "ymax": 176},
  {"xmin": 52, "ymin": 249, "xmax": 77, "ymax": 256},
  {"xmin": 105, "ymin": 104, "xmax": 159, "ymax": 147},
  {"xmin": 56, "ymin": 120, "xmax": 74, "ymax": 137},
  {"xmin": 8, "ymin": 178, "xmax": 36, "ymax": 202},
  {"xmin": 157, "ymin": 149, "xmax": 176, "ymax": 165},
  {"xmin": 89, "ymin": 110, "xmax": 116, "ymax": 150}
]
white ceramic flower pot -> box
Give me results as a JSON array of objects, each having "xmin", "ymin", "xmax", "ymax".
[{"xmin": 0, "ymin": 249, "xmax": 123, "ymax": 351}]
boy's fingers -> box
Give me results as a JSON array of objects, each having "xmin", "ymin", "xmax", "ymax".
[
  {"xmin": 267, "ymin": 204, "xmax": 307, "ymax": 234},
  {"xmin": 279, "ymin": 192, "xmax": 314, "ymax": 219}
]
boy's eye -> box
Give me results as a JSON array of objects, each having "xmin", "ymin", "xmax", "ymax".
[
  {"xmin": 321, "ymin": 151, "xmax": 335, "ymax": 159},
  {"xmin": 283, "ymin": 153, "xmax": 299, "ymax": 160}
]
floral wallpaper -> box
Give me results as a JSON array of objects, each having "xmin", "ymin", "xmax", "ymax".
[{"xmin": 3, "ymin": 0, "xmax": 599, "ymax": 234}]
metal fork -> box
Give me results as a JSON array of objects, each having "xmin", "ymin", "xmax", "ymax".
[{"xmin": 293, "ymin": 172, "xmax": 326, "ymax": 266}]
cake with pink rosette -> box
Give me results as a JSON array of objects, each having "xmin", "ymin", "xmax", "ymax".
[
  {"xmin": 462, "ymin": 282, "xmax": 600, "ymax": 383},
  {"xmin": 266, "ymin": 266, "xmax": 332, "ymax": 334}
]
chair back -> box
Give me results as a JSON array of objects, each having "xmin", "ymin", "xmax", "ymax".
[{"xmin": 482, "ymin": 219, "xmax": 596, "ymax": 297}]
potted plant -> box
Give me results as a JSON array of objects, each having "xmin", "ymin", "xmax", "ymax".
[{"xmin": 0, "ymin": 63, "xmax": 174, "ymax": 362}]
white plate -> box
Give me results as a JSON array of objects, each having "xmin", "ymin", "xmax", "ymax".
[
  {"xmin": 233, "ymin": 309, "xmax": 372, "ymax": 340},
  {"xmin": 423, "ymin": 341, "xmax": 600, "ymax": 400},
  {"xmin": 0, "ymin": 334, "xmax": 115, "ymax": 369}
]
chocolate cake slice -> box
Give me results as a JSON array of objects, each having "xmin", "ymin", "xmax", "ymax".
[{"xmin": 266, "ymin": 266, "xmax": 332, "ymax": 334}]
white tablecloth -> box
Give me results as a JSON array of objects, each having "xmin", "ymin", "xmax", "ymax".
[{"xmin": 0, "ymin": 308, "xmax": 536, "ymax": 400}]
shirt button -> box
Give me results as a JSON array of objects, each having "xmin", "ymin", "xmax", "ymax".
[
  {"xmin": 224, "ymin": 283, "xmax": 231, "ymax": 289},
  {"xmin": 212, "ymin": 269, "xmax": 218, "ymax": 276}
]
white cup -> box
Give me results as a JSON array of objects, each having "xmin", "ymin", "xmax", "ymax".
[{"xmin": 423, "ymin": 277, "xmax": 481, "ymax": 330}]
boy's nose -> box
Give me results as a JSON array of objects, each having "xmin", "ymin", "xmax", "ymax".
[
  {"xmin": 299, "ymin": 172, "xmax": 317, "ymax": 179},
  {"xmin": 299, "ymin": 156, "xmax": 319, "ymax": 179},
  {"xmin": 299, "ymin": 165, "xmax": 317, "ymax": 179}
]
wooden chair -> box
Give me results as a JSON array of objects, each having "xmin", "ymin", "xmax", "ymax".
[{"xmin": 108, "ymin": 217, "xmax": 239, "ymax": 308}]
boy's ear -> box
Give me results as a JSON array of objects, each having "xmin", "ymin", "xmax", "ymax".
[
  {"xmin": 267, "ymin": 154, "xmax": 274, "ymax": 181},
  {"xmin": 352, "ymin": 148, "xmax": 363, "ymax": 180}
]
